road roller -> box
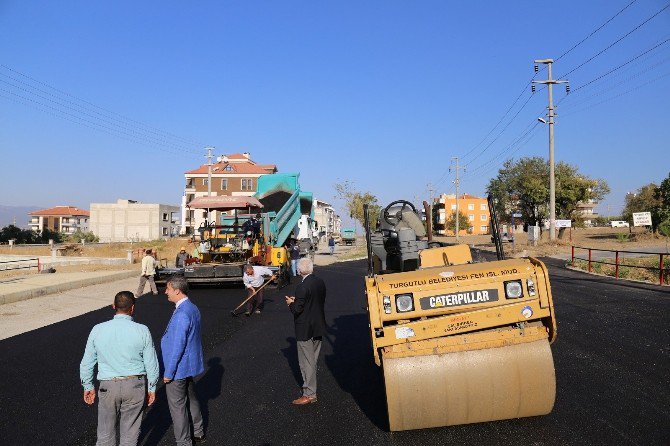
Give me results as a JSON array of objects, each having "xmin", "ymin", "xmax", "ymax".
[{"xmin": 363, "ymin": 198, "xmax": 557, "ymax": 431}]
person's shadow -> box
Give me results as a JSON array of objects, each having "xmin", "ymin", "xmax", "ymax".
[
  {"xmin": 139, "ymin": 357, "xmax": 224, "ymax": 445},
  {"xmin": 280, "ymin": 337, "xmax": 302, "ymax": 389}
]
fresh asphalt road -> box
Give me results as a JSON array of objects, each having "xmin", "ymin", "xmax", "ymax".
[{"xmin": 0, "ymin": 259, "xmax": 668, "ymax": 445}]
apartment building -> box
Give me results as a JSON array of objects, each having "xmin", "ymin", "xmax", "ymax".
[
  {"xmin": 313, "ymin": 199, "xmax": 337, "ymax": 237},
  {"xmin": 181, "ymin": 152, "xmax": 278, "ymax": 234},
  {"xmin": 435, "ymin": 193, "xmax": 490, "ymax": 235},
  {"xmin": 90, "ymin": 199, "xmax": 179, "ymax": 242},
  {"xmin": 29, "ymin": 206, "xmax": 90, "ymax": 234}
]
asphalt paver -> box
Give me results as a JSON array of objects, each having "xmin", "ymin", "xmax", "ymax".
[{"xmin": 0, "ymin": 260, "xmax": 668, "ymax": 445}]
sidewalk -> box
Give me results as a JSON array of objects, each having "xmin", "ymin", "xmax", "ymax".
[
  {"xmin": 0, "ymin": 269, "xmax": 138, "ymax": 305},
  {"xmin": 0, "ymin": 275, "xmax": 141, "ymax": 341}
]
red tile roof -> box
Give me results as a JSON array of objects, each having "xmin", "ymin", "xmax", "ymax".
[
  {"xmin": 30, "ymin": 206, "xmax": 90, "ymax": 217},
  {"xmin": 186, "ymin": 162, "xmax": 276, "ymax": 175}
]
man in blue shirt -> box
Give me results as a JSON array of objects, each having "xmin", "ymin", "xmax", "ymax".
[
  {"xmin": 80, "ymin": 291, "xmax": 159, "ymax": 446},
  {"xmin": 162, "ymin": 275, "xmax": 206, "ymax": 445}
]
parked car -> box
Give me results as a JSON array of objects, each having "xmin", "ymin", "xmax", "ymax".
[{"xmin": 610, "ymin": 221, "xmax": 630, "ymax": 228}]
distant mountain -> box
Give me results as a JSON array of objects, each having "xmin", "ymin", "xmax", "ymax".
[{"xmin": 0, "ymin": 205, "xmax": 42, "ymax": 229}]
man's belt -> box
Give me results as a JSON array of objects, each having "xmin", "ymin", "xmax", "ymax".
[{"xmin": 103, "ymin": 375, "xmax": 146, "ymax": 381}]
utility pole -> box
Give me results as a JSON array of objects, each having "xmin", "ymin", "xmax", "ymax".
[
  {"xmin": 427, "ymin": 182, "xmax": 436, "ymax": 205},
  {"xmin": 532, "ymin": 59, "xmax": 568, "ymax": 242},
  {"xmin": 205, "ymin": 146, "xmax": 214, "ymax": 222},
  {"xmin": 449, "ymin": 157, "xmax": 465, "ymax": 242}
]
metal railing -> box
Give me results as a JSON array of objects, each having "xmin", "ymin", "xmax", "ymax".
[
  {"xmin": 571, "ymin": 246, "xmax": 669, "ymax": 285},
  {"xmin": 0, "ymin": 257, "xmax": 40, "ymax": 272}
]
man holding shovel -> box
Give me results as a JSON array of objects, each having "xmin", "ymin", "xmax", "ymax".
[{"xmin": 242, "ymin": 264, "xmax": 274, "ymax": 316}]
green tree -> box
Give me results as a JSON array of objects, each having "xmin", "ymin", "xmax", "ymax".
[
  {"xmin": 66, "ymin": 230, "xmax": 99, "ymax": 243},
  {"xmin": 444, "ymin": 211, "xmax": 472, "ymax": 235},
  {"xmin": 622, "ymin": 183, "xmax": 661, "ymax": 230},
  {"xmin": 487, "ymin": 157, "xmax": 609, "ymax": 237},
  {"xmin": 334, "ymin": 180, "xmax": 381, "ymax": 229},
  {"xmin": 653, "ymin": 172, "xmax": 670, "ymax": 230},
  {"xmin": 0, "ymin": 225, "xmax": 39, "ymax": 244}
]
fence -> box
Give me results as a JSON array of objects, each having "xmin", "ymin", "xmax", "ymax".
[
  {"xmin": 571, "ymin": 246, "xmax": 669, "ymax": 285},
  {"xmin": 0, "ymin": 257, "xmax": 40, "ymax": 272}
]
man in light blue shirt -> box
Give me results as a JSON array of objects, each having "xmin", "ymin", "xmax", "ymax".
[{"xmin": 80, "ymin": 291, "xmax": 159, "ymax": 446}]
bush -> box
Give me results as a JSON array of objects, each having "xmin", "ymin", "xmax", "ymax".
[
  {"xmin": 65, "ymin": 230, "xmax": 99, "ymax": 243},
  {"xmin": 616, "ymin": 233, "xmax": 630, "ymax": 242}
]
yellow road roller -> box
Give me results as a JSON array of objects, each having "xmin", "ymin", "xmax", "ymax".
[{"xmin": 363, "ymin": 198, "xmax": 557, "ymax": 431}]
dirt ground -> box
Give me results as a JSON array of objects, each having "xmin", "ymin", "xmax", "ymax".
[
  {"xmin": 434, "ymin": 226, "xmax": 670, "ymax": 257},
  {"xmin": 1, "ymin": 228, "xmax": 667, "ymax": 279}
]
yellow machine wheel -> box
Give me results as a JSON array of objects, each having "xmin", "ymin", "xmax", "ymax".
[{"xmin": 382, "ymin": 338, "xmax": 556, "ymax": 431}]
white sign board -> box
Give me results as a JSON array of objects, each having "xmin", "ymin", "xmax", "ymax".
[
  {"xmin": 527, "ymin": 225, "xmax": 540, "ymax": 242},
  {"xmin": 555, "ymin": 219, "xmax": 572, "ymax": 228},
  {"xmin": 633, "ymin": 212, "xmax": 652, "ymax": 227}
]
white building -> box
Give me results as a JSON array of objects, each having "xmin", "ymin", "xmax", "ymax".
[
  {"xmin": 313, "ymin": 199, "xmax": 337, "ymax": 237},
  {"xmin": 90, "ymin": 199, "xmax": 180, "ymax": 242},
  {"xmin": 29, "ymin": 206, "xmax": 90, "ymax": 234}
]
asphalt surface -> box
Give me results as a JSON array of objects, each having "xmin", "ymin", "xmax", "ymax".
[{"xmin": 0, "ymin": 259, "xmax": 668, "ymax": 445}]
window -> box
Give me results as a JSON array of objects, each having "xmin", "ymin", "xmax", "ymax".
[
  {"xmin": 202, "ymin": 179, "xmax": 208, "ymax": 186},
  {"xmin": 480, "ymin": 214, "xmax": 487, "ymax": 221},
  {"xmin": 481, "ymin": 225, "xmax": 488, "ymax": 232},
  {"xmin": 451, "ymin": 204, "xmax": 456, "ymax": 210},
  {"xmin": 186, "ymin": 179, "xmax": 194, "ymax": 188},
  {"xmin": 480, "ymin": 203, "xmax": 487, "ymax": 210},
  {"xmin": 162, "ymin": 227, "xmax": 168, "ymax": 236},
  {"xmin": 224, "ymin": 165, "xmax": 233, "ymax": 171},
  {"xmin": 469, "ymin": 214, "xmax": 474, "ymax": 221},
  {"xmin": 221, "ymin": 179, "xmax": 228, "ymax": 190},
  {"xmin": 162, "ymin": 213, "xmax": 169, "ymax": 222},
  {"xmin": 468, "ymin": 204, "xmax": 475, "ymax": 210},
  {"xmin": 241, "ymin": 178, "xmax": 254, "ymax": 191}
]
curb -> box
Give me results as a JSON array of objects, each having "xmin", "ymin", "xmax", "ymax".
[{"xmin": 0, "ymin": 270, "xmax": 138, "ymax": 305}]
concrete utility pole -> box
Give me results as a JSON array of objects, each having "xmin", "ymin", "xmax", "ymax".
[
  {"xmin": 205, "ymin": 146, "xmax": 215, "ymax": 222},
  {"xmin": 449, "ymin": 157, "xmax": 465, "ymax": 243},
  {"xmin": 205, "ymin": 147, "xmax": 214, "ymax": 197},
  {"xmin": 532, "ymin": 59, "xmax": 568, "ymax": 242}
]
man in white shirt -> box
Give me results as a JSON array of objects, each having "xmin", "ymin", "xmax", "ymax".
[
  {"xmin": 242, "ymin": 264, "xmax": 273, "ymax": 316},
  {"xmin": 136, "ymin": 249, "xmax": 158, "ymax": 297}
]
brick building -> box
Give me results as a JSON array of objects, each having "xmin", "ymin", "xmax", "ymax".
[{"xmin": 181, "ymin": 152, "xmax": 277, "ymax": 234}]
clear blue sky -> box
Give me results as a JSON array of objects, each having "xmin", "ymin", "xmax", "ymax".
[{"xmin": 1, "ymin": 1, "xmax": 669, "ymax": 222}]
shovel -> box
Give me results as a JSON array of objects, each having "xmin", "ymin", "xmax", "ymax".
[{"xmin": 230, "ymin": 273, "xmax": 277, "ymax": 316}]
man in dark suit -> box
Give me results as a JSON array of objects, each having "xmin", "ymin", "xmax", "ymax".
[
  {"xmin": 162, "ymin": 276, "xmax": 206, "ymax": 445},
  {"xmin": 285, "ymin": 257, "xmax": 327, "ymax": 405}
]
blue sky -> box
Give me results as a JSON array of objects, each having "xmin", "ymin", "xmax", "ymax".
[{"xmin": 1, "ymin": 1, "xmax": 669, "ymax": 222}]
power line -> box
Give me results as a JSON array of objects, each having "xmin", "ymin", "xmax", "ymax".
[
  {"xmin": 569, "ymin": 37, "xmax": 670, "ymax": 94},
  {"xmin": 0, "ymin": 77, "xmax": 201, "ymax": 155},
  {"xmin": 555, "ymin": 0, "xmax": 639, "ymax": 62},
  {"xmin": 0, "ymin": 64, "xmax": 206, "ymax": 154},
  {"xmin": 558, "ymin": 2, "xmax": 670, "ymax": 79},
  {"xmin": 0, "ymin": 87, "xmax": 196, "ymax": 158},
  {"xmin": 561, "ymin": 70, "xmax": 670, "ymax": 117}
]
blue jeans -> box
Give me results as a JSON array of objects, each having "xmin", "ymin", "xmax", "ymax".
[
  {"xmin": 329, "ymin": 246, "xmax": 334, "ymax": 255},
  {"xmin": 291, "ymin": 259, "xmax": 298, "ymax": 276}
]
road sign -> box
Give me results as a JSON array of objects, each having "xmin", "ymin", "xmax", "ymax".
[
  {"xmin": 555, "ymin": 219, "xmax": 572, "ymax": 228},
  {"xmin": 633, "ymin": 212, "xmax": 652, "ymax": 226}
]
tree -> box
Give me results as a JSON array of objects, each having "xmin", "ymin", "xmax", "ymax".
[
  {"xmin": 334, "ymin": 180, "xmax": 381, "ymax": 229},
  {"xmin": 487, "ymin": 157, "xmax": 609, "ymax": 237},
  {"xmin": 653, "ymin": 172, "xmax": 670, "ymax": 230},
  {"xmin": 622, "ymin": 183, "xmax": 661, "ymax": 230},
  {"xmin": 65, "ymin": 230, "xmax": 99, "ymax": 243},
  {"xmin": 444, "ymin": 211, "xmax": 472, "ymax": 235}
]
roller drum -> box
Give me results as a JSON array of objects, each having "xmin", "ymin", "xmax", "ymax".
[{"xmin": 383, "ymin": 339, "xmax": 556, "ymax": 431}]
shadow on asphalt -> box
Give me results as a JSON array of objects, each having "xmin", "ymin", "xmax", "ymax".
[
  {"xmin": 324, "ymin": 314, "xmax": 389, "ymax": 431},
  {"xmin": 280, "ymin": 337, "xmax": 303, "ymax": 389},
  {"xmin": 139, "ymin": 357, "xmax": 225, "ymax": 446}
]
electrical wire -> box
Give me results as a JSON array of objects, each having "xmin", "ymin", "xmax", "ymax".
[
  {"xmin": 557, "ymin": 2, "xmax": 670, "ymax": 79},
  {"xmin": 555, "ymin": 0, "xmax": 639, "ymax": 62},
  {"xmin": 0, "ymin": 64, "xmax": 204, "ymax": 149}
]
